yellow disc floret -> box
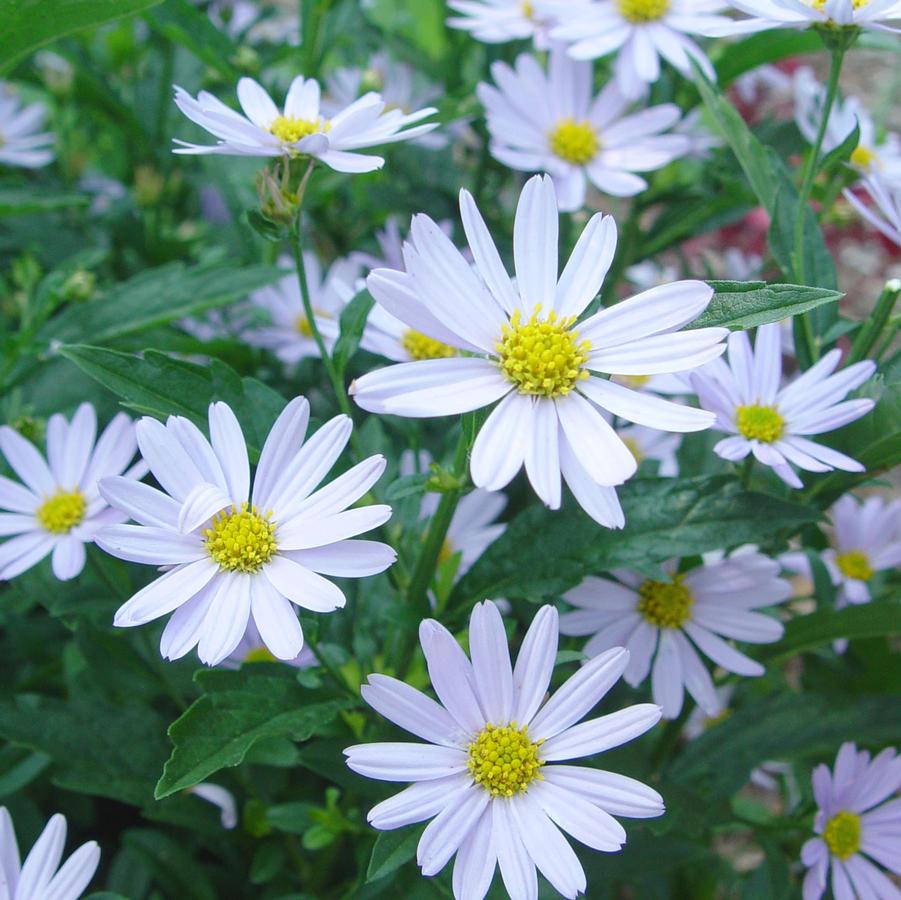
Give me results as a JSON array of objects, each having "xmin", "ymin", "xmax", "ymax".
[
  {"xmin": 496, "ymin": 308, "xmax": 591, "ymax": 398},
  {"xmin": 269, "ymin": 115, "xmax": 328, "ymax": 145},
  {"xmin": 548, "ymin": 119, "xmax": 600, "ymax": 165},
  {"xmin": 401, "ymin": 329, "xmax": 457, "ymax": 361},
  {"xmin": 823, "ymin": 811, "xmax": 862, "ymax": 860},
  {"xmin": 736, "ymin": 404, "xmax": 785, "ymax": 443},
  {"xmin": 36, "ymin": 489, "xmax": 87, "ymax": 534},
  {"xmin": 468, "ymin": 722, "xmax": 544, "ymax": 797},
  {"xmin": 638, "ymin": 574, "xmax": 694, "ymax": 628},
  {"xmin": 835, "ymin": 549, "xmax": 874, "ymax": 581},
  {"xmin": 244, "ymin": 646, "xmax": 278, "ymax": 663},
  {"xmin": 623, "ymin": 436, "xmax": 644, "ymax": 463},
  {"xmin": 618, "ymin": 0, "xmax": 670, "ymax": 22},
  {"xmin": 850, "ymin": 144, "xmax": 876, "ymax": 169},
  {"xmin": 204, "ymin": 502, "xmax": 277, "ymax": 573}
]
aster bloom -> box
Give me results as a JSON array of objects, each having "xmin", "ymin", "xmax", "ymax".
[
  {"xmin": 712, "ymin": 0, "xmax": 901, "ymax": 33},
  {"xmin": 172, "ymin": 75, "xmax": 437, "ymax": 173},
  {"xmin": 794, "ymin": 67, "xmax": 901, "ymax": 184},
  {"xmin": 0, "ymin": 807, "xmax": 100, "ymax": 900},
  {"xmin": 0, "ymin": 84, "xmax": 54, "ymax": 168},
  {"xmin": 446, "ymin": 0, "xmax": 583, "ymax": 47},
  {"xmin": 95, "ymin": 398, "xmax": 395, "ymax": 666},
  {"xmin": 477, "ymin": 50, "xmax": 689, "ymax": 210},
  {"xmin": 844, "ymin": 174, "xmax": 901, "ymax": 247},
  {"xmin": 617, "ymin": 422, "xmax": 682, "ymax": 475},
  {"xmin": 352, "ymin": 175, "xmax": 726, "ymax": 529},
  {"xmin": 673, "ymin": 108, "xmax": 722, "ymax": 160},
  {"xmin": 691, "ymin": 322, "xmax": 876, "ymax": 488},
  {"xmin": 801, "ymin": 742, "xmax": 901, "ymax": 900},
  {"xmin": 549, "ymin": 0, "xmax": 734, "ymax": 98},
  {"xmin": 243, "ymin": 253, "xmax": 360, "ymax": 365},
  {"xmin": 345, "ymin": 601, "xmax": 664, "ymax": 900},
  {"xmin": 559, "ymin": 551, "xmax": 792, "ymax": 718},
  {"xmin": 0, "ymin": 404, "xmax": 142, "ymax": 582}
]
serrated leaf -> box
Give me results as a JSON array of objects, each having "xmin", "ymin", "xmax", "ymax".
[
  {"xmin": 367, "ymin": 827, "xmax": 424, "ymax": 883},
  {"xmin": 689, "ymin": 281, "xmax": 842, "ymax": 330},
  {"xmin": 155, "ymin": 667, "xmax": 350, "ymax": 798}
]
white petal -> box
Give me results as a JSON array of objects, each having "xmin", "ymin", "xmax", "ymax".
[
  {"xmin": 263, "ymin": 555, "xmax": 345, "ymax": 612},
  {"xmin": 417, "ymin": 786, "xmax": 490, "ymax": 877},
  {"xmin": 159, "ymin": 583, "xmax": 218, "ymax": 660},
  {"xmin": 514, "ymin": 174, "xmax": 559, "ymax": 316},
  {"xmin": 16, "ymin": 813, "xmax": 65, "ymax": 898},
  {"xmin": 469, "ymin": 601, "xmax": 514, "ymax": 724},
  {"xmin": 276, "ymin": 505, "xmax": 391, "ymax": 550},
  {"xmin": 288, "ymin": 540, "xmax": 396, "ymax": 577},
  {"xmin": 579, "ymin": 377, "xmax": 715, "ymax": 431},
  {"xmin": 344, "ymin": 742, "xmax": 469, "ymax": 782},
  {"xmin": 50, "ymin": 536, "xmax": 86, "ymax": 581},
  {"xmin": 250, "ymin": 576, "xmax": 305, "ymax": 660},
  {"xmin": 543, "ymin": 766, "xmax": 664, "ymax": 818},
  {"xmin": 361, "ymin": 674, "xmax": 461, "ymax": 746},
  {"xmin": 95, "ymin": 525, "xmax": 205, "ymax": 565},
  {"xmin": 368, "ymin": 774, "xmax": 472, "ymax": 830},
  {"xmin": 513, "ymin": 605, "xmax": 559, "ymax": 726},
  {"xmin": 236, "ymin": 77, "xmax": 278, "ymax": 128},
  {"xmin": 492, "ymin": 800, "xmax": 538, "ymax": 900},
  {"xmin": 530, "ymin": 779, "xmax": 626, "ymax": 851},
  {"xmin": 555, "ymin": 214, "xmax": 617, "ymax": 319},
  {"xmin": 177, "ymin": 482, "xmax": 232, "ymax": 534},
  {"xmin": 0, "ymin": 531, "xmax": 56, "ymax": 580},
  {"xmin": 525, "ymin": 400, "xmax": 561, "ymax": 508},
  {"xmin": 208, "ymin": 402, "xmax": 250, "ymax": 504},
  {"xmin": 589, "ymin": 328, "xmax": 728, "ymax": 376},
  {"xmin": 541, "ymin": 703, "xmax": 662, "ymax": 761},
  {"xmin": 289, "ymin": 455, "xmax": 386, "ymax": 521},
  {"xmin": 652, "ymin": 629, "xmax": 685, "ymax": 718},
  {"xmin": 113, "ymin": 559, "xmax": 218, "ymax": 626},
  {"xmin": 197, "ymin": 573, "xmax": 252, "ymax": 665},
  {"xmin": 43, "ymin": 840, "xmax": 100, "ymax": 900},
  {"xmin": 60, "ymin": 403, "xmax": 97, "ymax": 488},
  {"xmin": 470, "ymin": 392, "xmax": 531, "ymax": 492},
  {"xmin": 0, "ymin": 426, "xmax": 55, "ymax": 496},
  {"xmin": 252, "ymin": 397, "xmax": 310, "ymax": 511},
  {"xmin": 559, "ymin": 435, "xmax": 626, "ymax": 529},
  {"xmin": 98, "ymin": 477, "xmax": 180, "ymax": 528},
  {"xmin": 672, "ymin": 630, "xmax": 718, "ymax": 716},
  {"xmin": 452, "ymin": 801, "xmax": 496, "ymax": 900},
  {"xmin": 0, "ymin": 475, "xmax": 39, "ymax": 514},
  {"xmin": 683, "ymin": 622, "xmax": 764, "ymax": 676},
  {"xmin": 460, "ymin": 188, "xmax": 518, "ymax": 315}
]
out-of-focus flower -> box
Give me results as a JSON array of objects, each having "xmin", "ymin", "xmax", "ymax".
[
  {"xmin": 0, "ymin": 83, "xmax": 54, "ymax": 168},
  {"xmin": 844, "ymin": 174, "xmax": 901, "ymax": 246},
  {"xmin": 173, "ymin": 75, "xmax": 437, "ymax": 172},
  {"xmin": 711, "ymin": 0, "xmax": 901, "ymax": 35},
  {"xmin": 692, "ymin": 323, "xmax": 876, "ymax": 488},
  {"xmin": 674, "ymin": 108, "xmax": 723, "ymax": 160},
  {"xmin": 617, "ymin": 423, "xmax": 682, "ymax": 475},
  {"xmin": 478, "ymin": 50, "xmax": 689, "ymax": 210},
  {"xmin": 447, "ymin": 0, "xmax": 585, "ymax": 47}
]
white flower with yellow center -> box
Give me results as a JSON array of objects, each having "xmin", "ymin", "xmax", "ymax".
[
  {"xmin": 345, "ymin": 600, "xmax": 664, "ymax": 900},
  {"xmin": 711, "ymin": 0, "xmax": 901, "ymax": 34},
  {"xmin": 691, "ymin": 322, "xmax": 876, "ymax": 488},
  {"xmin": 794, "ymin": 67, "xmax": 901, "ymax": 185},
  {"xmin": 447, "ymin": 0, "xmax": 586, "ymax": 47},
  {"xmin": 801, "ymin": 742, "xmax": 901, "ymax": 900},
  {"xmin": 0, "ymin": 84, "xmax": 54, "ymax": 169},
  {"xmin": 0, "ymin": 807, "xmax": 100, "ymax": 900},
  {"xmin": 351, "ymin": 175, "xmax": 726, "ymax": 529},
  {"xmin": 559, "ymin": 552, "xmax": 792, "ymax": 719},
  {"xmin": 617, "ymin": 422, "xmax": 682, "ymax": 475},
  {"xmin": 844, "ymin": 174, "xmax": 901, "ymax": 247},
  {"xmin": 173, "ymin": 75, "xmax": 437, "ymax": 173},
  {"xmin": 477, "ymin": 50, "xmax": 689, "ymax": 211},
  {"xmin": 549, "ymin": 0, "xmax": 734, "ymax": 98},
  {"xmin": 96, "ymin": 398, "xmax": 395, "ymax": 666},
  {"xmin": 242, "ymin": 252, "xmax": 359, "ymax": 365},
  {"xmin": 0, "ymin": 404, "xmax": 142, "ymax": 582}
]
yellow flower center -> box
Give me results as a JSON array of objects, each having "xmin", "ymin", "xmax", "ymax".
[
  {"xmin": 496, "ymin": 308, "xmax": 591, "ymax": 399},
  {"xmin": 823, "ymin": 811, "xmax": 862, "ymax": 860},
  {"xmin": 36, "ymin": 489, "xmax": 87, "ymax": 534},
  {"xmin": 736, "ymin": 404, "xmax": 785, "ymax": 443},
  {"xmin": 521, "ymin": 0, "xmax": 535, "ymax": 18},
  {"xmin": 437, "ymin": 537, "xmax": 455, "ymax": 565},
  {"xmin": 548, "ymin": 119, "xmax": 599, "ymax": 165},
  {"xmin": 850, "ymin": 144, "xmax": 876, "ymax": 169},
  {"xmin": 295, "ymin": 308, "xmax": 330, "ymax": 338},
  {"xmin": 618, "ymin": 0, "xmax": 670, "ymax": 22},
  {"xmin": 244, "ymin": 646, "xmax": 278, "ymax": 663},
  {"xmin": 204, "ymin": 503, "xmax": 277, "ymax": 573},
  {"xmin": 468, "ymin": 722, "xmax": 544, "ymax": 797},
  {"xmin": 401, "ymin": 329, "xmax": 457, "ymax": 361},
  {"xmin": 269, "ymin": 115, "xmax": 329, "ymax": 145},
  {"xmin": 623, "ymin": 436, "xmax": 644, "ymax": 463},
  {"xmin": 615, "ymin": 373, "xmax": 651, "ymax": 389},
  {"xmin": 638, "ymin": 574, "xmax": 694, "ymax": 628},
  {"xmin": 835, "ymin": 550, "xmax": 874, "ymax": 581}
]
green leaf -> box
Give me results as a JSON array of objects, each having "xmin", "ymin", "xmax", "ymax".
[
  {"xmin": 642, "ymin": 194, "xmax": 751, "ymax": 259},
  {"xmin": 714, "ymin": 30, "xmax": 824, "ymax": 86},
  {"xmin": 155, "ymin": 666, "xmax": 350, "ymax": 798},
  {"xmin": 820, "ymin": 122, "xmax": 860, "ymax": 173},
  {"xmin": 0, "ymin": 189, "xmax": 90, "ymax": 216},
  {"xmin": 0, "ymin": 0, "xmax": 164, "ymax": 72},
  {"xmin": 332, "ymin": 289, "xmax": 375, "ymax": 377},
  {"xmin": 39, "ymin": 262, "xmax": 281, "ymax": 346},
  {"xmin": 123, "ymin": 830, "xmax": 217, "ymax": 900},
  {"xmin": 367, "ymin": 827, "xmax": 423, "ymax": 883},
  {"xmin": 454, "ymin": 477, "xmax": 819, "ymax": 603},
  {"xmin": 689, "ymin": 281, "xmax": 842, "ymax": 330},
  {"xmin": 757, "ymin": 600, "xmax": 901, "ymax": 663},
  {"xmin": 57, "ymin": 346, "xmax": 287, "ymax": 458}
]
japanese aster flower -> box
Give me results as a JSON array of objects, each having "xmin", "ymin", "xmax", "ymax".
[
  {"xmin": 173, "ymin": 75, "xmax": 436, "ymax": 173},
  {"xmin": 559, "ymin": 551, "xmax": 792, "ymax": 718},
  {"xmin": 351, "ymin": 175, "xmax": 726, "ymax": 529},
  {"xmin": 0, "ymin": 807, "xmax": 100, "ymax": 900},
  {"xmin": 242, "ymin": 253, "xmax": 359, "ymax": 365},
  {"xmin": 549, "ymin": 0, "xmax": 733, "ymax": 98},
  {"xmin": 794, "ymin": 67, "xmax": 901, "ymax": 185},
  {"xmin": 0, "ymin": 84, "xmax": 54, "ymax": 168},
  {"xmin": 844, "ymin": 174, "xmax": 901, "ymax": 247},
  {"xmin": 477, "ymin": 50, "xmax": 689, "ymax": 210},
  {"xmin": 691, "ymin": 323, "xmax": 876, "ymax": 488},
  {"xmin": 617, "ymin": 422, "xmax": 681, "ymax": 475},
  {"xmin": 96, "ymin": 398, "xmax": 395, "ymax": 666},
  {"xmin": 801, "ymin": 742, "xmax": 901, "ymax": 900},
  {"xmin": 0, "ymin": 404, "xmax": 141, "ymax": 582},
  {"xmin": 345, "ymin": 600, "xmax": 664, "ymax": 900},
  {"xmin": 446, "ymin": 0, "xmax": 584, "ymax": 47},
  {"xmin": 712, "ymin": 0, "xmax": 901, "ymax": 34}
]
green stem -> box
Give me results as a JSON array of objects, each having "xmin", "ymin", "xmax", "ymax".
[
  {"xmin": 847, "ymin": 279, "xmax": 900, "ymax": 365},
  {"xmin": 139, "ymin": 631, "xmax": 188, "ymax": 712},
  {"xmin": 739, "ymin": 456, "xmax": 754, "ymax": 490},
  {"xmin": 305, "ymin": 631, "xmax": 358, "ymax": 702}
]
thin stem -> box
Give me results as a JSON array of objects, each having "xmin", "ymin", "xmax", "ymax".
[
  {"xmin": 847, "ymin": 279, "xmax": 900, "ymax": 365},
  {"xmin": 305, "ymin": 632, "xmax": 359, "ymax": 702},
  {"xmin": 739, "ymin": 456, "xmax": 754, "ymax": 490}
]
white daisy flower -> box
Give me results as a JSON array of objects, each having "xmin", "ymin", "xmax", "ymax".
[
  {"xmin": 477, "ymin": 50, "xmax": 689, "ymax": 210},
  {"xmin": 794, "ymin": 67, "xmax": 901, "ymax": 185},
  {"xmin": 95, "ymin": 398, "xmax": 395, "ymax": 666},
  {"xmin": 172, "ymin": 75, "xmax": 437, "ymax": 173},
  {"xmin": 0, "ymin": 83, "xmax": 54, "ymax": 168},
  {"xmin": 242, "ymin": 253, "xmax": 360, "ymax": 365},
  {"xmin": 713, "ymin": 0, "xmax": 901, "ymax": 34},
  {"xmin": 0, "ymin": 807, "xmax": 100, "ymax": 900},
  {"xmin": 844, "ymin": 173, "xmax": 901, "ymax": 247},
  {"xmin": 721, "ymin": 247, "xmax": 764, "ymax": 280},
  {"xmin": 781, "ymin": 492, "xmax": 901, "ymax": 612},
  {"xmin": 617, "ymin": 422, "xmax": 682, "ymax": 475},
  {"xmin": 446, "ymin": 0, "xmax": 585, "ymax": 47},
  {"xmin": 801, "ymin": 741, "xmax": 901, "ymax": 900},
  {"xmin": 673, "ymin": 107, "xmax": 723, "ymax": 160},
  {"xmin": 351, "ymin": 175, "xmax": 726, "ymax": 529},
  {"xmin": 559, "ymin": 551, "xmax": 792, "ymax": 718},
  {"xmin": 549, "ymin": 0, "xmax": 734, "ymax": 98},
  {"xmin": 691, "ymin": 322, "xmax": 876, "ymax": 488},
  {"xmin": 733, "ymin": 62, "xmax": 792, "ymax": 106},
  {"xmin": 188, "ymin": 783, "xmax": 239, "ymax": 829},
  {"xmin": 0, "ymin": 404, "xmax": 142, "ymax": 582},
  {"xmin": 345, "ymin": 600, "xmax": 664, "ymax": 900}
]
